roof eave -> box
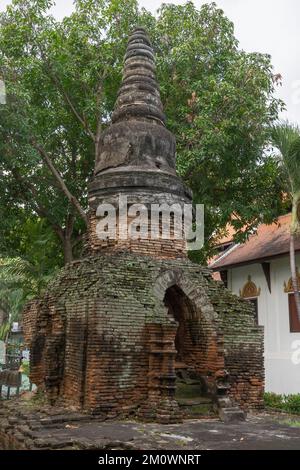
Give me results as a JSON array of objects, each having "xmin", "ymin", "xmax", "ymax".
[{"xmin": 211, "ymin": 248, "xmax": 300, "ymax": 271}]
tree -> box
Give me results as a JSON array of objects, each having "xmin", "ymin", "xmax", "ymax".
[
  {"xmin": 151, "ymin": 2, "xmax": 286, "ymax": 259},
  {"xmin": 0, "ymin": 218, "xmax": 61, "ymax": 327},
  {"xmin": 0, "ymin": 0, "xmax": 144, "ymax": 262},
  {"xmin": 271, "ymin": 122, "xmax": 300, "ymax": 320},
  {"xmin": 0, "ymin": 0, "xmax": 285, "ymax": 266}
]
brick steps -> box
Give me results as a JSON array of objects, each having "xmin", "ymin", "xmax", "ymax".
[
  {"xmin": 218, "ymin": 407, "xmax": 246, "ymax": 423},
  {"xmin": 175, "ymin": 371, "xmax": 217, "ymax": 419}
]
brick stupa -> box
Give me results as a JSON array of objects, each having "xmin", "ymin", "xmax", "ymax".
[{"xmin": 23, "ymin": 28, "xmax": 264, "ymax": 423}]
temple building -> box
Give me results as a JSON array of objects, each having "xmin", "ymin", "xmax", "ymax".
[
  {"xmin": 23, "ymin": 28, "xmax": 264, "ymax": 424},
  {"xmin": 210, "ymin": 213, "xmax": 300, "ymax": 395}
]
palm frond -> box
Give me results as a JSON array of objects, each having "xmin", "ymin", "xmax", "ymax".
[
  {"xmin": 288, "ymin": 137, "xmax": 300, "ymax": 192},
  {"xmin": 0, "ymin": 322, "xmax": 10, "ymax": 341},
  {"xmin": 271, "ymin": 121, "xmax": 299, "ymax": 153},
  {"xmin": 271, "ymin": 121, "xmax": 300, "ymax": 194},
  {"xmin": 0, "ymin": 257, "xmax": 33, "ymax": 282}
]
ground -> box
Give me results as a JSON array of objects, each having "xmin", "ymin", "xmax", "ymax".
[
  {"xmin": 1, "ymin": 397, "xmax": 300, "ymax": 449},
  {"xmin": 0, "ymin": 393, "xmax": 300, "ymax": 450},
  {"xmin": 32, "ymin": 414, "xmax": 300, "ymax": 450}
]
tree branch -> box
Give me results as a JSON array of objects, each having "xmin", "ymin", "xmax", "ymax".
[
  {"xmin": 95, "ymin": 79, "xmax": 105, "ymax": 158},
  {"xmin": 30, "ymin": 139, "xmax": 88, "ymax": 225},
  {"xmin": 56, "ymin": 81, "xmax": 95, "ymax": 141},
  {"xmin": 41, "ymin": 54, "xmax": 95, "ymax": 141}
]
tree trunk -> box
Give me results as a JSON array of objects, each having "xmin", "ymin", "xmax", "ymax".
[
  {"xmin": 63, "ymin": 214, "xmax": 76, "ymax": 265},
  {"xmin": 63, "ymin": 236, "xmax": 73, "ymax": 265},
  {"xmin": 53, "ymin": 214, "xmax": 75, "ymax": 265},
  {"xmin": 290, "ymin": 233, "xmax": 300, "ymax": 321}
]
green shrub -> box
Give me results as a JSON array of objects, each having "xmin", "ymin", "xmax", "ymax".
[
  {"xmin": 264, "ymin": 392, "xmax": 300, "ymax": 414},
  {"xmin": 283, "ymin": 394, "xmax": 300, "ymax": 414},
  {"xmin": 264, "ymin": 392, "xmax": 284, "ymax": 409}
]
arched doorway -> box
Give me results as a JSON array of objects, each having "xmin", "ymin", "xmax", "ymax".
[
  {"xmin": 163, "ymin": 285, "xmax": 196, "ymax": 364},
  {"xmin": 163, "ymin": 285, "xmax": 215, "ymax": 417}
]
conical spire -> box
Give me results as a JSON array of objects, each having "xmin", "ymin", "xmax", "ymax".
[
  {"xmin": 90, "ymin": 26, "xmax": 192, "ymax": 221},
  {"xmin": 112, "ymin": 27, "xmax": 166, "ymax": 126},
  {"xmin": 93, "ymin": 27, "xmax": 187, "ymax": 181}
]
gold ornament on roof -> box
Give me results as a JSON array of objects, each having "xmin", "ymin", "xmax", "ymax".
[
  {"xmin": 284, "ymin": 268, "xmax": 300, "ymax": 293},
  {"xmin": 240, "ymin": 275, "xmax": 261, "ymax": 298}
]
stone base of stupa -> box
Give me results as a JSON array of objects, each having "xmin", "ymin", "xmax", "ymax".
[{"xmin": 22, "ymin": 252, "xmax": 264, "ymax": 423}]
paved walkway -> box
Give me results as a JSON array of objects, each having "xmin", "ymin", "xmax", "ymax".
[{"xmin": 32, "ymin": 413, "xmax": 300, "ymax": 450}]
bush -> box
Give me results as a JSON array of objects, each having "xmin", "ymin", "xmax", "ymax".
[
  {"xmin": 283, "ymin": 394, "xmax": 300, "ymax": 414},
  {"xmin": 264, "ymin": 392, "xmax": 300, "ymax": 414},
  {"xmin": 264, "ymin": 392, "xmax": 284, "ymax": 410}
]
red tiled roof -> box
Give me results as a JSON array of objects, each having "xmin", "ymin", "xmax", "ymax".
[{"xmin": 210, "ymin": 214, "xmax": 300, "ymax": 270}]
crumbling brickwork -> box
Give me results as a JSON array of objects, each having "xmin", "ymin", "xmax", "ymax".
[
  {"xmin": 208, "ymin": 283, "xmax": 264, "ymax": 409},
  {"xmin": 88, "ymin": 214, "xmax": 187, "ymax": 259},
  {"xmin": 23, "ymin": 254, "xmax": 264, "ymax": 420}
]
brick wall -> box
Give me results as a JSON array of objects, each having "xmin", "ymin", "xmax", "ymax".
[
  {"xmin": 207, "ymin": 281, "xmax": 265, "ymax": 409},
  {"xmin": 88, "ymin": 213, "xmax": 188, "ymax": 259},
  {"xmin": 22, "ymin": 253, "xmax": 264, "ymax": 420}
]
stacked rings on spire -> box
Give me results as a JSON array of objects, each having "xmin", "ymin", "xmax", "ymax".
[
  {"xmin": 112, "ymin": 28, "xmax": 166, "ymax": 126},
  {"xmin": 91, "ymin": 26, "xmax": 192, "ymax": 209}
]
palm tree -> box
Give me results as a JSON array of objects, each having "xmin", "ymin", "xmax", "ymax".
[
  {"xmin": 271, "ymin": 122, "xmax": 300, "ymax": 320},
  {"xmin": 0, "ymin": 220, "xmax": 61, "ymax": 348},
  {"xmin": 0, "ymin": 257, "xmax": 47, "ymax": 300},
  {"xmin": 0, "ymin": 322, "xmax": 10, "ymax": 342},
  {"xmin": 0, "ymin": 255, "xmax": 54, "ymax": 341}
]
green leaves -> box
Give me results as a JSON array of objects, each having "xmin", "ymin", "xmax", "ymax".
[
  {"xmin": 0, "ymin": 218, "xmax": 62, "ymax": 316},
  {"xmin": 271, "ymin": 121, "xmax": 300, "ymax": 236},
  {"xmin": 0, "ymin": 322, "xmax": 11, "ymax": 341},
  {"xmin": 149, "ymin": 3, "xmax": 284, "ymax": 259},
  {"xmin": 0, "ymin": 0, "xmax": 286, "ymax": 266}
]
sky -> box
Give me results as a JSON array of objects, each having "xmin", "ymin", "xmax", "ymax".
[{"xmin": 1, "ymin": 0, "xmax": 299, "ymax": 124}]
